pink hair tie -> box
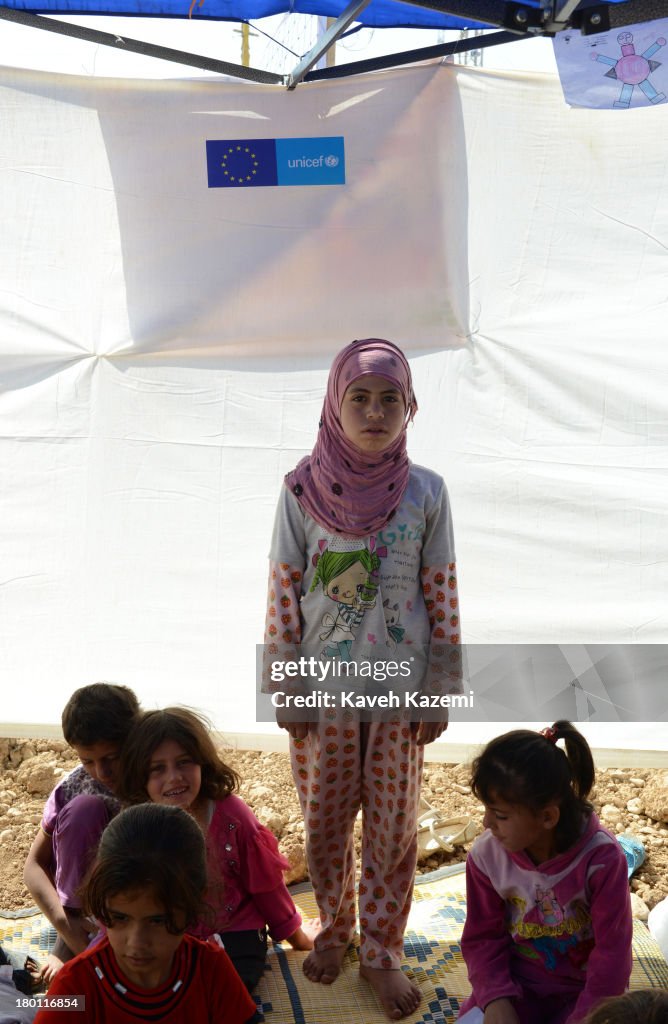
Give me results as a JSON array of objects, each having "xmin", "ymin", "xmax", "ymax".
[{"xmin": 540, "ymin": 726, "xmax": 558, "ymax": 744}]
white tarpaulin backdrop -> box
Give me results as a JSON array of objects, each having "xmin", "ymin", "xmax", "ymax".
[{"xmin": 1, "ymin": 61, "xmax": 667, "ymax": 741}]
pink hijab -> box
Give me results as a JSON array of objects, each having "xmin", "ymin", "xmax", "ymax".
[{"xmin": 285, "ymin": 339, "xmax": 417, "ymax": 537}]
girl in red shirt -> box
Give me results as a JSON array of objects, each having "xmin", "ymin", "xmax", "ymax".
[{"xmin": 35, "ymin": 803, "xmax": 259, "ymax": 1024}]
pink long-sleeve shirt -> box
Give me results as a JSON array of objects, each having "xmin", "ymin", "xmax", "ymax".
[
  {"xmin": 190, "ymin": 794, "xmax": 301, "ymax": 942},
  {"xmin": 459, "ymin": 812, "xmax": 632, "ymax": 1024}
]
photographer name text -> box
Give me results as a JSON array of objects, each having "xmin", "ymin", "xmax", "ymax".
[{"xmin": 270, "ymin": 690, "xmax": 474, "ymax": 709}]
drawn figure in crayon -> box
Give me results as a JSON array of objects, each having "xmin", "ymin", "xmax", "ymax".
[
  {"xmin": 535, "ymin": 885, "xmax": 565, "ymax": 927},
  {"xmin": 310, "ymin": 547, "xmax": 380, "ymax": 661},
  {"xmin": 591, "ymin": 31, "xmax": 666, "ymax": 107},
  {"xmin": 383, "ymin": 599, "xmax": 405, "ymax": 650}
]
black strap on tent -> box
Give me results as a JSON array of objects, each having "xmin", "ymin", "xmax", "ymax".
[
  {"xmin": 0, "ymin": 5, "xmax": 283, "ymax": 83},
  {"xmin": 304, "ymin": 28, "xmax": 527, "ymax": 81}
]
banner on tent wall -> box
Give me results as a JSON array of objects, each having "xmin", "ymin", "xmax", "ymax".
[
  {"xmin": 554, "ymin": 18, "xmax": 668, "ymax": 108},
  {"xmin": 0, "ymin": 64, "xmax": 469, "ymax": 360},
  {"xmin": 206, "ymin": 137, "xmax": 346, "ymax": 188}
]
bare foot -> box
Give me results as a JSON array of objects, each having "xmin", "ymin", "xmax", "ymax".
[
  {"xmin": 303, "ymin": 945, "xmax": 348, "ymax": 984},
  {"xmin": 360, "ymin": 964, "xmax": 422, "ymax": 1020}
]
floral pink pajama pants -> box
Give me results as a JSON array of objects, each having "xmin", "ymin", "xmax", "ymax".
[{"xmin": 290, "ymin": 714, "xmax": 424, "ymax": 969}]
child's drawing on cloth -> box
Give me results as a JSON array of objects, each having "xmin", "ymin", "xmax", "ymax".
[
  {"xmin": 310, "ymin": 546, "xmax": 381, "ymax": 661},
  {"xmin": 553, "ymin": 17, "xmax": 668, "ymax": 109},
  {"xmin": 590, "ymin": 30, "xmax": 666, "ymax": 108}
]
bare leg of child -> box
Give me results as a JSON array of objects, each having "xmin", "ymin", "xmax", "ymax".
[
  {"xmin": 359, "ymin": 965, "xmax": 422, "ymax": 1020},
  {"xmin": 302, "ymin": 945, "xmax": 348, "ymax": 983}
]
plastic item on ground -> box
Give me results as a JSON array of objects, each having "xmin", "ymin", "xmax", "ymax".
[{"xmin": 616, "ymin": 833, "xmax": 646, "ymax": 878}]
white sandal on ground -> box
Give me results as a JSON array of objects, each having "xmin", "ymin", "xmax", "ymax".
[{"xmin": 416, "ymin": 800, "xmax": 478, "ymax": 858}]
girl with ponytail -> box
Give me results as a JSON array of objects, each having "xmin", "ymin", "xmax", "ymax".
[{"xmin": 458, "ymin": 722, "xmax": 632, "ymax": 1024}]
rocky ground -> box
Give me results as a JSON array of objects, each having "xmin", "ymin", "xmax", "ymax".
[{"xmin": 1, "ymin": 739, "xmax": 667, "ymax": 921}]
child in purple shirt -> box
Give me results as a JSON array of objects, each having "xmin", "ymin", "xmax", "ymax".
[{"xmin": 23, "ymin": 683, "xmax": 140, "ymax": 983}]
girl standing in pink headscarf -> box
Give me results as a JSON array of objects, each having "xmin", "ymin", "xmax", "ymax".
[{"xmin": 264, "ymin": 339, "xmax": 461, "ymax": 1019}]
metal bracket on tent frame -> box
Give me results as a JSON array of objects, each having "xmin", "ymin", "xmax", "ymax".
[
  {"xmin": 542, "ymin": 0, "xmax": 582, "ymax": 34},
  {"xmin": 0, "ymin": 4, "xmax": 283, "ymax": 83},
  {"xmin": 572, "ymin": 0, "xmax": 668, "ymax": 35},
  {"xmin": 284, "ymin": 0, "xmax": 372, "ymax": 88},
  {"xmin": 386, "ymin": 1, "xmax": 546, "ymax": 33},
  {"xmin": 541, "ymin": 0, "xmax": 659, "ymax": 36}
]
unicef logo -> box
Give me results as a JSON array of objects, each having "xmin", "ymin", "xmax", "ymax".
[{"xmin": 282, "ymin": 141, "xmax": 344, "ymax": 181}]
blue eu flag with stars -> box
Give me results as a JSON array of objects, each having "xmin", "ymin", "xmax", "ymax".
[{"xmin": 206, "ymin": 139, "xmax": 278, "ymax": 188}]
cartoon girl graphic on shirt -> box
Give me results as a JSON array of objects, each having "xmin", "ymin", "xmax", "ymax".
[
  {"xmin": 310, "ymin": 547, "xmax": 381, "ymax": 661},
  {"xmin": 535, "ymin": 886, "xmax": 565, "ymax": 927}
]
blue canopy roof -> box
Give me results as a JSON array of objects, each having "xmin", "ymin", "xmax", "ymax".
[
  {"xmin": 0, "ymin": 0, "xmax": 636, "ymax": 32},
  {"xmin": 0, "ymin": 0, "xmax": 654, "ymax": 85}
]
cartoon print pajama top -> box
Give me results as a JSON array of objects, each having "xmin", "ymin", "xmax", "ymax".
[{"xmin": 265, "ymin": 464, "xmax": 460, "ymax": 968}]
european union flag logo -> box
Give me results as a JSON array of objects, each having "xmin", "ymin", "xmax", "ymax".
[
  {"xmin": 207, "ymin": 137, "xmax": 345, "ymax": 188},
  {"xmin": 206, "ymin": 139, "xmax": 277, "ymax": 188}
]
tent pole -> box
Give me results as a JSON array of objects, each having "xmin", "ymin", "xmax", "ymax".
[
  {"xmin": 284, "ymin": 0, "xmax": 372, "ymax": 88},
  {"xmin": 545, "ymin": 0, "xmax": 584, "ymax": 33}
]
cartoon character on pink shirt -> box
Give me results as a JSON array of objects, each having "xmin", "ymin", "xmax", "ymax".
[{"xmin": 535, "ymin": 886, "xmax": 565, "ymax": 927}]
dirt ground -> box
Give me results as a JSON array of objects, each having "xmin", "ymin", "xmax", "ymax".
[{"xmin": 1, "ymin": 738, "xmax": 667, "ymax": 918}]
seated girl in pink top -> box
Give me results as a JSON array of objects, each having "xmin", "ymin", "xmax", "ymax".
[
  {"xmin": 118, "ymin": 707, "xmax": 317, "ymax": 991},
  {"xmin": 458, "ymin": 720, "xmax": 632, "ymax": 1024}
]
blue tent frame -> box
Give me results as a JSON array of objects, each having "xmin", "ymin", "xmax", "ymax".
[{"xmin": 0, "ymin": 0, "xmax": 663, "ymax": 85}]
